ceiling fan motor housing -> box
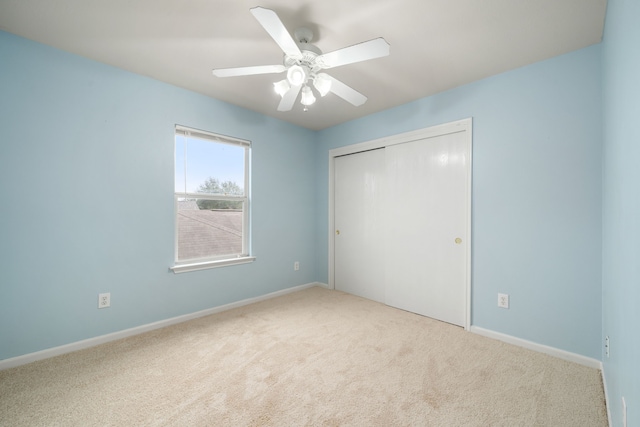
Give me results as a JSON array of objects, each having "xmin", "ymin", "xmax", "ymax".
[{"xmin": 283, "ymin": 28, "xmax": 326, "ymax": 85}]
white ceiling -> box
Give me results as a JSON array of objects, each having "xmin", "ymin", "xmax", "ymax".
[{"xmin": 0, "ymin": 0, "xmax": 607, "ymax": 131}]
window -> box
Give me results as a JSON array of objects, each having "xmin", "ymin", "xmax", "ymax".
[{"xmin": 171, "ymin": 125, "xmax": 253, "ymax": 273}]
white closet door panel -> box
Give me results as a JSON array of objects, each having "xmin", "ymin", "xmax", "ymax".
[
  {"xmin": 384, "ymin": 132, "xmax": 468, "ymax": 326},
  {"xmin": 334, "ymin": 149, "xmax": 386, "ymax": 303}
]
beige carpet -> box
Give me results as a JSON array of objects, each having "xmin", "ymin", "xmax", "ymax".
[{"xmin": 0, "ymin": 287, "xmax": 607, "ymax": 426}]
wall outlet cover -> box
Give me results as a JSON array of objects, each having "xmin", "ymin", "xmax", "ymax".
[
  {"xmin": 498, "ymin": 293, "xmax": 509, "ymax": 309},
  {"xmin": 98, "ymin": 293, "xmax": 111, "ymax": 309}
]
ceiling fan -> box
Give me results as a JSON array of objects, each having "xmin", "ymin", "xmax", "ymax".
[{"xmin": 212, "ymin": 7, "xmax": 390, "ymax": 112}]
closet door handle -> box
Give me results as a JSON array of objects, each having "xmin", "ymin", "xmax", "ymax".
[
  {"xmin": 336, "ymin": 230, "xmax": 340, "ymax": 235},
  {"xmin": 455, "ymin": 237, "xmax": 462, "ymax": 244}
]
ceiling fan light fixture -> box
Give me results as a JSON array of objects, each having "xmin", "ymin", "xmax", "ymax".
[
  {"xmin": 313, "ymin": 73, "xmax": 332, "ymax": 97},
  {"xmin": 212, "ymin": 7, "xmax": 390, "ymax": 113},
  {"xmin": 273, "ymin": 79, "xmax": 290, "ymax": 97},
  {"xmin": 287, "ymin": 65, "xmax": 307, "ymax": 86},
  {"xmin": 300, "ymin": 86, "xmax": 316, "ymax": 106}
]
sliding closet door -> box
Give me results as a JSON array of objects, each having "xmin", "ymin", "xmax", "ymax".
[
  {"xmin": 384, "ymin": 131, "xmax": 469, "ymax": 326},
  {"xmin": 334, "ymin": 148, "xmax": 386, "ymax": 303}
]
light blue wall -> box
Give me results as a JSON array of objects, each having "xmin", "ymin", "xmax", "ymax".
[
  {"xmin": 0, "ymin": 27, "xmax": 608, "ymax": 368},
  {"xmin": 602, "ymin": 0, "xmax": 640, "ymax": 425},
  {"xmin": 0, "ymin": 31, "xmax": 317, "ymax": 360},
  {"xmin": 316, "ymin": 46, "xmax": 603, "ymax": 359}
]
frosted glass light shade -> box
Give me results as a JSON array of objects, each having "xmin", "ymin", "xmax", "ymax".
[
  {"xmin": 273, "ymin": 79, "xmax": 290, "ymax": 97},
  {"xmin": 287, "ymin": 65, "xmax": 307, "ymax": 86},
  {"xmin": 313, "ymin": 73, "xmax": 332, "ymax": 97},
  {"xmin": 300, "ymin": 86, "xmax": 316, "ymax": 106}
]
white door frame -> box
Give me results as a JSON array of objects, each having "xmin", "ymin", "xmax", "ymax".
[{"xmin": 328, "ymin": 118, "xmax": 473, "ymax": 330}]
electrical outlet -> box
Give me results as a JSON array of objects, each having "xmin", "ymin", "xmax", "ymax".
[
  {"xmin": 605, "ymin": 336, "xmax": 610, "ymax": 358},
  {"xmin": 498, "ymin": 293, "xmax": 509, "ymax": 309},
  {"xmin": 294, "ymin": 261, "xmax": 300, "ymax": 271},
  {"xmin": 98, "ymin": 292, "xmax": 111, "ymax": 309}
]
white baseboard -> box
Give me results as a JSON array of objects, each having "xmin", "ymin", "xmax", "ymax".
[
  {"xmin": 0, "ymin": 282, "xmax": 323, "ymax": 371},
  {"xmin": 470, "ymin": 326, "xmax": 602, "ymax": 369}
]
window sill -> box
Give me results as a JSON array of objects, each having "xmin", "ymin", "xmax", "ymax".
[{"xmin": 170, "ymin": 256, "xmax": 256, "ymax": 274}]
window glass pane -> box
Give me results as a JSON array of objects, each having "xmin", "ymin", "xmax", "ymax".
[
  {"xmin": 176, "ymin": 198, "xmax": 243, "ymax": 261},
  {"xmin": 182, "ymin": 137, "xmax": 245, "ymax": 195},
  {"xmin": 174, "ymin": 126, "xmax": 249, "ymax": 265}
]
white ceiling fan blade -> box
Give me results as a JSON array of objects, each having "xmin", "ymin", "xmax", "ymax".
[
  {"xmin": 250, "ymin": 7, "xmax": 302, "ymax": 58},
  {"xmin": 318, "ymin": 38, "xmax": 390, "ymax": 69},
  {"xmin": 277, "ymin": 84, "xmax": 302, "ymax": 111},
  {"xmin": 212, "ymin": 64, "xmax": 286, "ymax": 77},
  {"xmin": 325, "ymin": 75, "xmax": 367, "ymax": 106}
]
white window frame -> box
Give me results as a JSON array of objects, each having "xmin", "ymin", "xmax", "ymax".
[{"xmin": 170, "ymin": 125, "xmax": 254, "ymax": 273}]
